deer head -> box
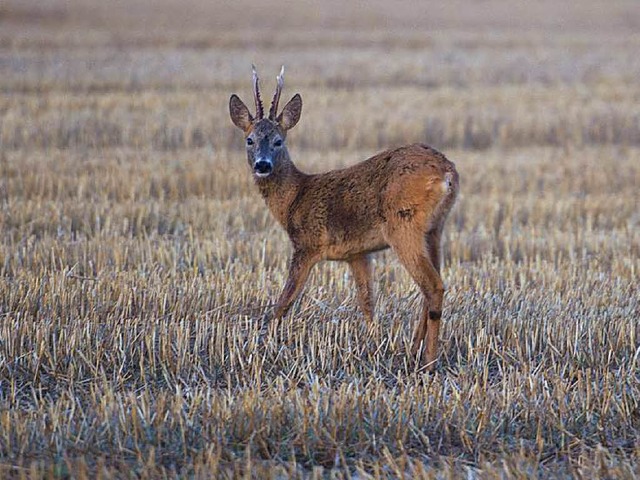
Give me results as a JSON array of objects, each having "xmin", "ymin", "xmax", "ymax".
[{"xmin": 229, "ymin": 65, "xmax": 302, "ymax": 179}]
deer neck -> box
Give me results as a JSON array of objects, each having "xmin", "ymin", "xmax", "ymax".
[{"xmin": 255, "ymin": 156, "xmax": 306, "ymax": 226}]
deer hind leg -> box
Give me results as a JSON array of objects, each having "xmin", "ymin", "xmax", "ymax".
[
  {"xmin": 347, "ymin": 254, "xmax": 374, "ymax": 322},
  {"xmin": 385, "ymin": 225, "xmax": 444, "ymax": 369},
  {"xmin": 426, "ymin": 224, "xmax": 444, "ymax": 274},
  {"xmin": 273, "ymin": 250, "xmax": 317, "ymax": 319}
]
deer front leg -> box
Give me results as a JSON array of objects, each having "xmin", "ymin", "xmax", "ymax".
[
  {"xmin": 347, "ymin": 255, "xmax": 374, "ymax": 322},
  {"xmin": 273, "ymin": 250, "xmax": 316, "ymax": 319}
]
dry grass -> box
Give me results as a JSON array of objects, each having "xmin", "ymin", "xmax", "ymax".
[{"xmin": 1, "ymin": 0, "xmax": 639, "ymax": 478}]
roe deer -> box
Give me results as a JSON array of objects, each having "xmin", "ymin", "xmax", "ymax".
[{"xmin": 229, "ymin": 66, "xmax": 459, "ymax": 368}]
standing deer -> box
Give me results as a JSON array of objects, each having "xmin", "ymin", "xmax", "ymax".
[{"xmin": 229, "ymin": 66, "xmax": 459, "ymax": 368}]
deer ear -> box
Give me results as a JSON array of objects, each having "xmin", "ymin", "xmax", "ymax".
[
  {"xmin": 277, "ymin": 94, "xmax": 302, "ymax": 131},
  {"xmin": 229, "ymin": 94, "xmax": 253, "ymax": 131}
]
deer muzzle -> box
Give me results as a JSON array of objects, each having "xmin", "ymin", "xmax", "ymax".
[{"xmin": 253, "ymin": 158, "xmax": 273, "ymax": 177}]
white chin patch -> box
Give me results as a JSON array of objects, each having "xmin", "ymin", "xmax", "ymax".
[{"xmin": 255, "ymin": 171, "xmax": 271, "ymax": 178}]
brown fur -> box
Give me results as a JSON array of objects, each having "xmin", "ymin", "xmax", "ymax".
[{"xmin": 230, "ymin": 69, "xmax": 459, "ymax": 368}]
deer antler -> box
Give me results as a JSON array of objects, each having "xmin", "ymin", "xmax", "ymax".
[
  {"xmin": 269, "ymin": 65, "xmax": 285, "ymax": 120},
  {"xmin": 252, "ymin": 64, "xmax": 264, "ymax": 119}
]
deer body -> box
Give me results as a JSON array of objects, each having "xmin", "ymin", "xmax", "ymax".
[{"xmin": 230, "ymin": 66, "xmax": 458, "ymax": 368}]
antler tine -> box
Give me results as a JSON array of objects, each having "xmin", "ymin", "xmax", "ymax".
[
  {"xmin": 252, "ymin": 64, "xmax": 264, "ymax": 119},
  {"xmin": 269, "ymin": 65, "xmax": 285, "ymax": 120}
]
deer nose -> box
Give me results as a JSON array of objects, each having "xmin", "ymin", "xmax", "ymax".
[{"xmin": 254, "ymin": 159, "xmax": 273, "ymax": 176}]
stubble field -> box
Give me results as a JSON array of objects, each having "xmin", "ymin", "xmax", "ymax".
[{"xmin": 1, "ymin": 0, "xmax": 639, "ymax": 477}]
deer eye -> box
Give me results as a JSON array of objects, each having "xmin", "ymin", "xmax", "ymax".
[
  {"xmin": 274, "ymin": 138, "xmax": 282, "ymax": 147},
  {"xmin": 246, "ymin": 138, "xmax": 254, "ymax": 146}
]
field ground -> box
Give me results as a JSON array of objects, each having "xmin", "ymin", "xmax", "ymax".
[{"xmin": 1, "ymin": 0, "xmax": 639, "ymax": 478}]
